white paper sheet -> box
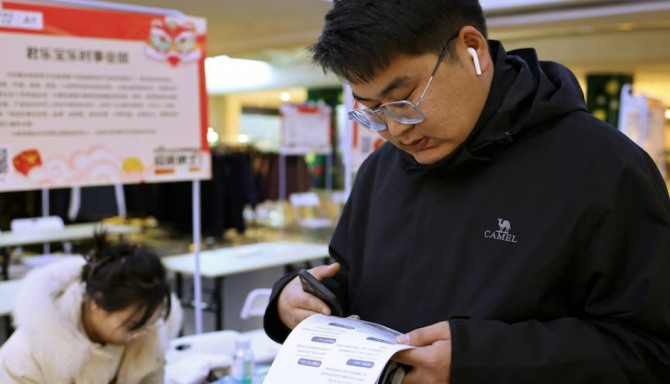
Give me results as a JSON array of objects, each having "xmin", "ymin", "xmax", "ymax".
[{"xmin": 264, "ymin": 314, "xmax": 414, "ymax": 384}]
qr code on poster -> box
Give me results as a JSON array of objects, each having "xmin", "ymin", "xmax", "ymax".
[{"xmin": 0, "ymin": 147, "xmax": 9, "ymax": 175}]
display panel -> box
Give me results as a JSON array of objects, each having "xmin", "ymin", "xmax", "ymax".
[{"xmin": 0, "ymin": 1, "xmax": 210, "ymax": 191}]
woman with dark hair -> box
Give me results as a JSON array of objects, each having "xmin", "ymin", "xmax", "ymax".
[{"xmin": 0, "ymin": 233, "xmax": 182, "ymax": 383}]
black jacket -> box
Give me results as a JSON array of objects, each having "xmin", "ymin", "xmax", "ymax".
[{"xmin": 265, "ymin": 41, "xmax": 670, "ymax": 383}]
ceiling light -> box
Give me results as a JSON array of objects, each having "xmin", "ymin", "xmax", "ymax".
[
  {"xmin": 616, "ymin": 23, "xmax": 635, "ymax": 31},
  {"xmin": 205, "ymin": 55, "xmax": 273, "ymax": 93},
  {"xmin": 206, "ymin": 127, "xmax": 219, "ymax": 147}
]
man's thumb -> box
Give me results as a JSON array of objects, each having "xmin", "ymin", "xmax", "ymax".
[
  {"xmin": 397, "ymin": 322, "xmax": 451, "ymax": 346},
  {"xmin": 309, "ymin": 262, "xmax": 340, "ymax": 280}
]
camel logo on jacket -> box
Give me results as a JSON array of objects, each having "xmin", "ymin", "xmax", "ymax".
[{"xmin": 484, "ymin": 218, "xmax": 518, "ymax": 243}]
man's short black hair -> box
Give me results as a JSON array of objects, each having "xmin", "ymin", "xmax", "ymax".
[{"xmin": 310, "ymin": 0, "xmax": 487, "ymax": 84}]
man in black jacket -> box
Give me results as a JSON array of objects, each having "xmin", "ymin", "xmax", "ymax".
[{"xmin": 264, "ymin": 1, "xmax": 670, "ymax": 382}]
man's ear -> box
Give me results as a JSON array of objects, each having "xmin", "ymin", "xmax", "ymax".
[{"xmin": 458, "ymin": 26, "xmax": 491, "ymax": 75}]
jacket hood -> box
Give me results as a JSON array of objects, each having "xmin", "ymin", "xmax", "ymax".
[
  {"xmin": 13, "ymin": 258, "xmax": 87, "ymax": 337},
  {"xmin": 12, "ymin": 258, "xmax": 93, "ymax": 380},
  {"xmin": 403, "ymin": 40, "xmax": 588, "ymax": 172}
]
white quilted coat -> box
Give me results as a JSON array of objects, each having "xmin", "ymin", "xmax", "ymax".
[{"xmin": 0, "ymin": 258, "xmax": 182, "ymax": 384}]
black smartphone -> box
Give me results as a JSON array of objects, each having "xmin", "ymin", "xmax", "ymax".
[{"xmin": 298, "ymin": 269, "xmax": 344, "ymax": 317}]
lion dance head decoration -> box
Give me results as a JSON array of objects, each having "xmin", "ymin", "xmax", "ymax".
[{"xmin": 145, "ymin": 17, "xmax": 203, "ymax": 67}]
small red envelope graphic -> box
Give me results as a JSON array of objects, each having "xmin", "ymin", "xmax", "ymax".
[{"xmin": 13, "ymin": 149, "xmax": 43, "ymax": 176}]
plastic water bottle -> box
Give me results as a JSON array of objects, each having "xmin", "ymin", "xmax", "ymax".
[{"xmin": 231, "ymin": 338, "xmax": 254, "ymax": 384}]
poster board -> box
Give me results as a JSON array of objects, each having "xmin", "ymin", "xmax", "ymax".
[
  {"xmin": 340, "ymin": 85, "xmax": 386, "ymax": 196},
  {"xmin": 0, "ymin": 0, "xmax": 210, "ymax": 192},
  {"xmin": 351, "ymin": 120, "xmax": 386, "ymax": 171},
  {"xmin": 619, "ymin": 84, "xmax": 667, "ymax": 178},
  {"xmin": 280, "ymin": 104, "xmax": 332, "ymax": 155},
  {"xmin": 342, "ymin": 86, "xmax": 385, "ymax": 172}
]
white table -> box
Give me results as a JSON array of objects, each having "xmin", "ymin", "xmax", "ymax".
[
  {"xmin": 162, "ymin": 241, "xmax": 330, "ymax": 329},
  {"xmin": 0, "ymin": 279, "xmax": 22, "ymax": 317},
  {"xmin": 165, "ymin": 329, "xmax": 279, "ymax": 384},
  {"xmin": 0, "ymin": 222, "xmax": 141, "ymax": 248},
  {"xmin": 0, "ymin": 279, "xmax": 23, "ymax": 338},
  {"xmin": 0, "ymin": 222, "xmax": 141, "ymax": 280}
]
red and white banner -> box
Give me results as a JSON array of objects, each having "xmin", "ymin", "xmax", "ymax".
[
  {"xmin": 342, "ymin": 86, "xmax": 385, "ymax": 172},
  {"xmin": 351, "ymin": 118, "xmax": 386, "ymax": 172},
  {"xmin": 0, "ymin": 1, "xmax": 210, "ymax": 191}
]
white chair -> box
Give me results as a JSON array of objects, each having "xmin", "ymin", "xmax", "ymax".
[
  {"xmin": 10, "ymin": 215, "xmax": 64, "ymax": 233},
  {"xmin": 10, "ymin": 216, "xmax": 66, "ymax": 257},
  {"xmin": 240, "ymin": 288, "xmax": 272, "ymax": 320},
  {"xmin": 289, "ymin": 192, "xmax": 335, "ymax": 240},
  {"xmin": 329, "ymin": 190, "xmax": 348, "ymax": 221},
  {"xmin": 237, "ymin": 288, "xmax": 278, "ymax": 364},
  {"xmin": 9, "ymin": 216, "xmax": 75, "ymax": 277}
]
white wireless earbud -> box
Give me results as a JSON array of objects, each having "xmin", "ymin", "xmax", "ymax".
[{"xmin": 467, "ymin": 47, "xmax": 482, "ymax": 76}]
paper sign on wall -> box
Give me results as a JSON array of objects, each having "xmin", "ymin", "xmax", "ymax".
[
  {"xmin": 0, "ymin": 1, "xmax": 211, "ymax": 191},
  {"xmin": 619, "ymin": 84, "xmax": 667, "ymax": 178},
  {"xmin": 351, "ymin": 119, "xmax": 386, "ymax": 172},
  {"xmin": 280, "ymin": 104, "xmax": 332, "ymax": 155}
]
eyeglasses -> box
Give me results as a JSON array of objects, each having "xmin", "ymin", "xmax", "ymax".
[{"xmin": 348, "ymin": 34, "xmax": 457, "ymax": 132}]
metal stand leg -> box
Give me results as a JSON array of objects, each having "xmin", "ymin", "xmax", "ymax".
[
  {"xmin": 214, "ymin": 277, "xmax": 224, "ymax": 330},
  {"xmin": 3, "ymin": 316, "xmax": 12, "ymax": 338},
  {"xmin": 175, "ymin": 273, "xmax": 183, "ymax": 299},
  {"xmin": 1, "ymin": 248, "xmax": 9, "ymax": 281}
]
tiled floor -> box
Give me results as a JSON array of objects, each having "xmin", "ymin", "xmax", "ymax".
[{"xmin": 0, "ymin": 219, "xmax": 335, "ymax": 343}]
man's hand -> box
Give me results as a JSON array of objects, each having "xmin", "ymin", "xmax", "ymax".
[
  {"xmin": 277, "ymin": 263, "xmax": 340, "ymax": 329},
  {"xmin": 393, "ymin": 321, "xmax": 452, "ymax": 384}
]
